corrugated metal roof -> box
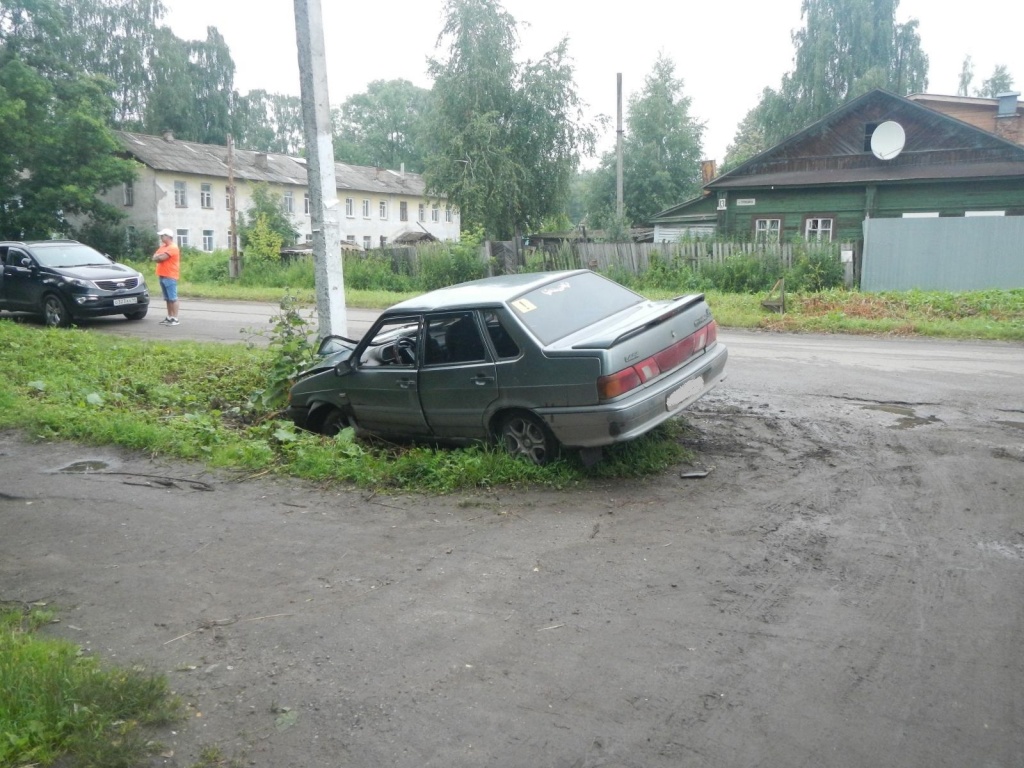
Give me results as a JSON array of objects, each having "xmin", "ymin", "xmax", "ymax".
[{"xmin": 116, "ymin": 131, "xmax": 430, "ymax": 197}]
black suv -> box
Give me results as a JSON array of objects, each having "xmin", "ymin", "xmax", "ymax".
[{"xmin": 0, "ymin": 240, "xmax": 149, "ymax": 327}]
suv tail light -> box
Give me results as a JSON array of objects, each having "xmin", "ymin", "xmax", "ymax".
[{"xmin": 597, "ymin": 321, "xmax": 716, "ymax": 401}]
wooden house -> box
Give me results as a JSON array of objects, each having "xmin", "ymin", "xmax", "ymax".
[{"xmin": 652, "ymin": 90, "xmax": 1024, "ymax": 289}]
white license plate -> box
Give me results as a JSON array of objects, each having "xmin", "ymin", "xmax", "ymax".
[
  {"xmin": 666, "ymin": 377, "xmax": 704, "ymax": 410},
  {"xmin": 113, "ymin": 297, "xmax": 137, "ymax": 306}
]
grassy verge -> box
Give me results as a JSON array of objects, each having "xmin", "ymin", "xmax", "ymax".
[
  {"xmin": 0, "ymin": 605, "xmax": 181, "ymax": 767},
  {"xmin": 0, "ymin": 320, "xmax": 697, "ymax": 492}
]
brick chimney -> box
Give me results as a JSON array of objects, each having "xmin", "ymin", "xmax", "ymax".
[
  {"xmin": 995, "ymin": 92, "xmax": 1022, "ymax": 146},
  {"xmin": 162, "ymin": 130, "xmax": 174, "ymax": 142},
  {"xmin": 255, "ymin": 152, "xmax": 268, "ymax": 170}
]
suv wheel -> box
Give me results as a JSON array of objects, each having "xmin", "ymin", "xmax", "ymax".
[{"xmin": 42, "ymin": 294, "xmax": 72, "ymax": 328}]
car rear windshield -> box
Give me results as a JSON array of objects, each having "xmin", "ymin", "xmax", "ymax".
[
  {"xmin": 508, "ymin": 272, "xmax": 643, "ymax": 345},
  {"xmin": 33, "ymin": 244, "xmax": 111, "ymax": 268}
]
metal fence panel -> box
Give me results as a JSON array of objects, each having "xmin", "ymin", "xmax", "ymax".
[{"xmin": 862, "ymin": 217, "xmax": 1024, "ymax": 291}]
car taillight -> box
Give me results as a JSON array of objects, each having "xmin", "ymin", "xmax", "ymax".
[{"xmin": 598, "ymin": 321, "xmax": 716, "ymax": 401}]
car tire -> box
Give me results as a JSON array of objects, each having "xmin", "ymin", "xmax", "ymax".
[
  {"xmin": 42, "ymin": 294, "xmax": 72, "ymax": 328},
  {"xmin": 124, "ymin": 308, "xmax": 148, "ymax": 321},
  {"xmin": 319, "ymin": 407, "xmax": 350, "ymax": 437},
  {"xmin": 498, "ymin": 411, "xmax": 558, "ymax": 466}
]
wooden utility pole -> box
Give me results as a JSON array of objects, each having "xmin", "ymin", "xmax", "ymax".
[
  {"xmin": 616, "ymin": 73, "xmax": 624, "ymax": 221},
  {"xmin": 294, "ymin": 0, "xmax": 346, "ymax": 337}
]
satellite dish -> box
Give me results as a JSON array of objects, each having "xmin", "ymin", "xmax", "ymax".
[{"xmin": 871, "ymin": 121, "xmax": 906, "ymax": 160}]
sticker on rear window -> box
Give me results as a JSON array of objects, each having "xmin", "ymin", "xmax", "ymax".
[{"xmin": 512, "ymin": 298, "xmax": 537, "ymax": 313}]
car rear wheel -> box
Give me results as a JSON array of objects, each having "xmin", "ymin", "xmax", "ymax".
[
  {"xmin": 499, "ymin": 411, "xmax": 558, "ymax": 466},
  {"xmin": 124, "ymin": 308, "xmax": 148, "ymax": 321},
  {"xmin": 42, "ymin": 294, "xmax": 72, "ymax": 328}
]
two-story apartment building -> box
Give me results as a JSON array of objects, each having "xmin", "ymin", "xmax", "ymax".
[{"xmin": 105, "ymin": 131, "xmax": 460, "ymax": 251}]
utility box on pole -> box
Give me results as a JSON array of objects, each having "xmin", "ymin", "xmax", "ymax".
[{"xmin": 294, "ymin": 0, "xmax": 346, "ymax": 338}]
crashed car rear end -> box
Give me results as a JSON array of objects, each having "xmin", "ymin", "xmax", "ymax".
[{"xmin": 504, "ymin": 273, "xmax": 727, "ymax": 449}]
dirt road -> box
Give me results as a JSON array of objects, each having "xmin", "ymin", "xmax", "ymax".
[{"xmin": 2, "ymin": 331, "xmax": 1022, "ymax": 767}]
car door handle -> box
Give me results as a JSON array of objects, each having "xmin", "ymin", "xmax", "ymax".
[
  {"xmin": 471, "ymin": 374, "xmax": 495, "ymax": 386},
  {"xmin": 397, "ymin": 378, "xmax": 416, "ymax": 390}
]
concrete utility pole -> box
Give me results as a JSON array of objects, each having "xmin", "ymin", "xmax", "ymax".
[
  {"xmin": 616, "ymin": 73, "xmax": 624, "ymax": 221},
  {"xmin": 294, "ymin": 0, "xmax": 346, "ymax": 337}
]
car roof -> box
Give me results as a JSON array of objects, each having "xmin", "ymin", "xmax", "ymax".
[
  {"xmin": 0, "ymin": 239, "xmax": 84, "ymax": 248},
  {"xmin": 385, "ymin": 270, "xmax": 592, "ymax": 314}
]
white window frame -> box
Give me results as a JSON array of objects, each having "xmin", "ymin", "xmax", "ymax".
[
  {"xmin": 175, "ymin": 229, "xmax": 189, "ymax": 248},
  {"xmin": 362, "ymin": 235, "xmax": 372, "ymax": 250},
  {"xmin": 283, "ymin": 191, "xmax": 294, "ymax": 214},
  {"xmin": 123, "ymin": 181, "xmax": 134, "ymax": 207},
  {"xmin": 202, "ymin": 229, "xmax": 214, "ymax": 251},
  {"xmin": 418, "ymin": 203, "xmax": 425, "ymax": 222},
  {"xmin": 804, "ymin": 217, "xmax": 834, "ymax": 242},
  {"xmin": 431, "ymin": 205, "xmax": 440, "ymax": 223},
  {"xmin": 400, "ymin": 201, "xmax": 408, "ymax": 222},
  {"xmin": 379, "ymin": 200, "xmax": 388, "ymax": 220},
  {"xmin": 174, "ymin": 181, "xmax": 187, "ymax": 208},
  {"xmin": 304, "ymin": 193, "xmax": 310, "ymax": 215},
  {"xmin": 345, "ymin": 197, "xmax": 354, "ymax": 217},
  {"xmin": 200, "ymin": 183, "xmax": 213, "ymax": 209},
  {"xmin": 445, "ymin": 207, "xmax": 453, "ymax": 223},
  {"xmin": 754, "ymin": 217, "xmax": 781, "ymax": 244},
  {"xmin": 362, "ymin": 199, "xmax": 370, "ymax": 218}
]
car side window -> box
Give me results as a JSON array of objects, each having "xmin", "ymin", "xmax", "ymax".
[
  {"xmin": 443, "ymin": 312, "xmax": 487, "ymax": 364},
  {"xmin": 483, "ymin": 310, "xmax": 520, "ymax": 359},
  {"xmin": 6, "ymin": 248, "xmax": 29, "ymax": 267},
  {"xmin": 357, "ymin": 317, "xmax": 421, "ymax": 368}
]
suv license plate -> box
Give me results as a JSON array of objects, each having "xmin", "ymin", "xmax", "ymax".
[{"xmin": 113, "ymin": 297, "xmax": 137, "ymax": 306}]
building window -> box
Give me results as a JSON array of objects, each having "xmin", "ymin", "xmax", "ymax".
[
  {"xmin": 380, "ymin": 236, "xmax": 387, "ymax": 247},
  {"xmin": 346, "ymin": 235, "xmax": 355, "ymax": 243},
  {"xmin": 400, "ymin": 201, "xmax": 408, "ymax": 222},
  {"xmin": 345, "ymin": 198, "xmax": 354, "ymax": 217},
  {"xmin": 804, "ymin": 217, "xmax": 834, "ymax": 242},
  {"xmin": 284, "ymin": 191, "xmax": 294, "ymax": 214},
  {"xmin": 379, "ymin": 201, "xmax": 388, "ymax": 220},
  {"xmin": 445, "ymin": 207, "xmax": 453, "ymax": 223},
  {"xmin": 362, "ymin": 199, "xmax": 370, "ymax": 218},
  {"xmin": 431, "ymin": 205, "xmax": 440, "ymax": 223},
  {"xmin": 174, "ymin": 181, "xmax": 187, "ymax": 207},
  {"xmin": 123, "ymin": 182, "xmax": 134, "ymax": 207},
  {"xmin": 304, "ymin": 193, "xmax": 310, "ymax": 215},
  {"xmin": 202, "ymin": 230, "xmax": 214, "ymax": 251},
  {"xmin": 200, "ymin": 183, "xmax": 213, "ymax": 209},
  {"xmin": 175, "ymin": 229, "xmax": 189, "ymax": 248},
  {"xmin": 305, "ymin": 233, "xmax": 313, "ymax": 242},
  {"xmin": 363, "ymin": 235, "xmax": 372, "ymax": 250},
  {"xmin": 754, "ymin": 218, "xmax": 781, "ymax": 244},
  {"xmin": 418, "ymin": 203, "xmax": 425, "ymax": 222},
  {"xmin": 863, "ymin": 123, "xmax": 879, "ymax": 152}
]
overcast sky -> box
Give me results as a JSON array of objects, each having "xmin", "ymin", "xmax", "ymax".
[{"xmin": 162, "ymin": 0, "xmax": 1024, "ymax": 164}]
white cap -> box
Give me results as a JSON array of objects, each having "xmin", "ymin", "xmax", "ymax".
[{"xmin": 158, "ymin": 228, "xmax": 174, "ymax": 238}]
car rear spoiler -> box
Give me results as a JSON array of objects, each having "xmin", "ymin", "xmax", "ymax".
[{"xmin": 572, "ymin": 294, "xmax": 708, "ymax": 350}]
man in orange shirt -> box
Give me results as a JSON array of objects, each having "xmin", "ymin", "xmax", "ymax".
[{"xmin": 152, "ymin": 228, "xmax": 181, "ymax": 325}]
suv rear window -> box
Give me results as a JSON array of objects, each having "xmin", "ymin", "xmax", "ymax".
[{"xmin": 508, "ymin": 272, "xmax": 643, "ymax": 345}]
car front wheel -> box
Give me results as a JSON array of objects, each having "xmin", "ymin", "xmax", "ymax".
[
  {"xmin": 499, "ymin": 411, "xmax": 558, "ymax": 466},
  {"xmin": 42, "ymin": 294, "xmax": 72, "ymax": 328}
]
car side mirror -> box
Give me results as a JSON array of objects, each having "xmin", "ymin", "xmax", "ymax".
[{"xmin": 334, "ymin": 360, "xmax": 352, "ymax": 377}]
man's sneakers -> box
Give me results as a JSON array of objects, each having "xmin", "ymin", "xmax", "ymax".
[{"xmin": 159, "ymin": 317, "xmax": 180, "ymax": 326}]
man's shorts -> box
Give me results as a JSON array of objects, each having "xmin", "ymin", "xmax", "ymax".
[{"xmin": 159, "ymin": 276, "xmax": 178, "ymax": 302}]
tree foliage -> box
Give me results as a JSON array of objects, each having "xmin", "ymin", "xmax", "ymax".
[
  {"xmin": 745, "ymin": 0, "xmax": 929, "ymax": 148},
  {"xmin": 233, "ymin": 90, "xmax": 305, "ymax": 155},
  {"xmin": 585, "ymin": 54, "xmax": 705, "ymax": 229},
  {"xmin": 333, "ymin": 79, "xmax": 430, "ymax": 171},
  {"xmin": 0, "ymin": 4, "xmax": 136, "ymax": 238},
  {"xmin": 236, "ymin": 183, "xmax": 298, "ymax": 249},
  {"xmin": 976, "ymin": 65, "xmax": 1014, "ymax": 98},
  {"xmin": 423, "ymin": 0, "xmax": 594, "ymax": 239}
]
